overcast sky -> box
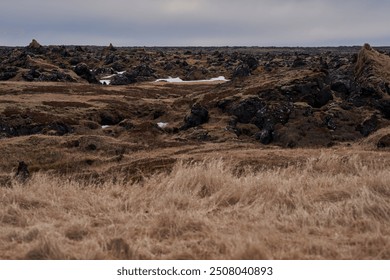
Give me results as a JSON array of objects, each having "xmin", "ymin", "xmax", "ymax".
[{"xmin": 1, "ymin": 0, "xmax": 390, "ymax": 46}]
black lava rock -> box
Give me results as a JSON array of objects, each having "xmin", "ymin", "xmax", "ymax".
[
  {"xmin": 74, "ymin": 63, "xmax": 98, "ymax": 84},
  {"xmin": 181, "ymin": 104, "xmax": 209, "ymax": 130},
  {"xmin": 357, "ymin": 115, "xmax": 378, "ymax": 137},
  {"xmin": 255, "ymin": 129, "xmax": 273, "ymax": 145}
]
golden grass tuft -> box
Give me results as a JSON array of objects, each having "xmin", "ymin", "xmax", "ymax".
[
  {"xmin": 1, "ymin": 151, "xmax": 390, "ymax": 259},
  {"xmin": 25, "ymin": 236, "xmax": 69, "ymax": 260}
]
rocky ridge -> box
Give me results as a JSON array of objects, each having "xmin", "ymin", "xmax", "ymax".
[{"xmin": 0, "ymin": 41, "xmax": 389, "ymax": 151}]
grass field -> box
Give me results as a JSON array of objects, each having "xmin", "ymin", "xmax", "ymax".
[{"xmin": 1, "ymin": 151, "xmax": 389, "ymax": 260}]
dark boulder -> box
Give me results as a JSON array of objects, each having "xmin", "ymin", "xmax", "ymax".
[
  {"xmin": 133, "ymin": 64, "xmax": 156, "ymax": 80},
  {"xmin": 70, "ymin": 57, "xmax": 81, "ymax": 66},
  {"xmin": 110, "ymin": 72, "xmax": 137, "ymax": 85},
  {"xmin": 74, "ymin": 63, "xmax": 98, "ymax": 84},
  {"xmin": 185, "ymin": 67, "xmax": 209, "ymax": 81},
  {"xmin": 253, "ymin": 106, "xmax": 274, "ymax": 130},
  {"xmin": 244, "ymin": 55, "xmax": 259, "ymax": 71},
  {"xmin": 229, "ymin": 98, "xmax": 264, "ymax": 123},
  {"xmin": 216, "ymin": 97, "xmax": 235, "ymax": 111},
  {"xmin": 303, "ymin": 86, "xmax": 333, "ymax": 108},
  {"xmin": 232, "ymin": 64, "xmax": 251, "ymax": 78},
  {"xmin": 22, "ymin": 69, "xmax": 41, "ymax": 81},
  {"xmin": 0, "ymin": 67, "xmax": 18, "ymax": 81},
  {"xmin": 110, "ymin": 65, "xmax": 155, "ymax": 85},
  {"xmin": 360, "ymin": 85, "xmax": 382, "ymax": 99},
  {"xmin": 375, "ymin": 99, "xmax": 390, "ymax": 119},
  {"xmin": 253, "ymin": 103, "xmax": 292, "ymax": 129},
  {"xmin": 324, "ymin": 115, "xmax": 337, "ymax": 130},
  {"xmin": 104, "ymin": 54, "xmax": 118, "ymax": 65},
  {"xmin": 255, "ymin": 129, "xmax": 273, "ymax": 145},
  {"xmin": 181, "ymin": 104, "xmax": 209, "ymax": 130},
  {"xmin": 314, "ymin": 86, "xmax": 334, "ymax": 108},
  {"xmin": 231, "ymin": 55, "xmax": 258, "ymax": 77},
  {"xmin": 357, "ymin": 115, "xmax": 378, "ymax": 136},
  {"xmin": 15, "ymin": 161, "xmax": 30, "ymax": 183},
  {"xmin": 331, "ymin": 80, "xmax": 350, "ymax": 95}
]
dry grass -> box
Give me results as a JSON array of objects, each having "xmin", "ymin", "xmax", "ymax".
[{"xmin": 1, "ymin": 151, "xmax": 390, "ymax": 260}]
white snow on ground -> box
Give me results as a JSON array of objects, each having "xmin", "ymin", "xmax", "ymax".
[
  {"xmin": 101, "ymin": 125, "xmax": 111, "ymax": 129},
  {"xmin": 100, "ymin": 73, "xmax": 228, "ymax": 85},
  {"xmin": 99, "ymin": 71, "xmax": 126, "ymax": 85},
  {"xmin": 208, "ymin": 76, "xmax": 230, "ymax": 82},
  {"xmin": 157, "ymin": 122, "xmax": 169, "ymax": 128},
  {"xmin": 101, "ymin": 74, "xmax": 116, "ymax": 79},
  {"xmin": 100, "ymin": 79, "xmax": 111, "ymax": 85},
  {"xmin": 155, "ymin": 76, "xmax": 229, "ymax": 83},
  {"xmin": 155, "ymin": 77, "xmax": 184, "ymax": 83}
]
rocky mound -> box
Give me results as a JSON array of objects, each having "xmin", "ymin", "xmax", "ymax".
[
  {"xmin": 28, "ymin": 39, "xmax": 42, "ymax": 50},
  {"xmin": 354, "ymin": 43, "xmax": 390, "ymax": 118},
  {"xmin": 356, "ymin": 43, "xmax": 390, "ymax": 96}
]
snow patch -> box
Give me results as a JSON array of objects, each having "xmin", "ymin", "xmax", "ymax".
[
  {"xmin": 157, "ymin": 122, "xmax": 169, "ymax": 128},
  {"xmin": 101, "ymin": 74, "xmax": 116, "ymax": 79},
  {"xmin": 209, "ymin": 76, "xmax": 230, "ymax": 82},
  {"xmin": 155, "ymin": 77, "xmax": 184, "ymax": 83},
  {"xmin": 101, "ymin": 125, "xmax": 111, "ymax": 129},
  {"xmin": 155, "ymin": 76, "xmax": 229, "ymax": 83},
  {"xmin": 99, "ymin": 71, "xmax": 126, "ymax": 85},
  {"xmin": 100, "ymin": 79, "xmax": 111, "ymax": 85}
]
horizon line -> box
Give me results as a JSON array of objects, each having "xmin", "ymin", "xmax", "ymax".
[{"xmin": 0, "ymin": 43, "xmax": 384, "ymax": 48}]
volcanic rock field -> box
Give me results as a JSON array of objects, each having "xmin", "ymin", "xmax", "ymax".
[{"xmin": 0, "ymin": 40, "xmax": 389, "ymax": 182}]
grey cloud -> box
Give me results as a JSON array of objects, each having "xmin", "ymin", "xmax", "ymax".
[{"xmin": 1, "ymin": 0, "xmax": 390, "ymax": 46}]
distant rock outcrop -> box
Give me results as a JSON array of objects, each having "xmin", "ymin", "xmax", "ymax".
[
  {"xmin": 107, "ymin": 43, "xmax": 117, "ymax": 52},
  {"xmin": 26, "ymin": 39, "xmax": 45, "ymax": 54},
  {"xmin": 28, "ymin": 39, "xmax": 41, "ymax": 49}
]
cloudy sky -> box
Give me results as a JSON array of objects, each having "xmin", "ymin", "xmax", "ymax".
[{"xmin": 1, "ymin": 0, "xmax": 390, "ymax": 46}]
